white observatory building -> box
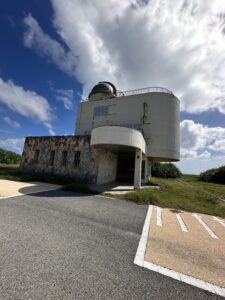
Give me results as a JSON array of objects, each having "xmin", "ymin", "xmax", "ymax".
[{"xmin": 21, "ymin": 82, "xmax": 180, "ymax": 189}]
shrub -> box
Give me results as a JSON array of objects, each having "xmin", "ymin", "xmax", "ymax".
[
  {"xmin": 151, "ymin": 162, "xmax": 182, "ymax": 178},
  {"xmin": 199, "ymin": 166, "xmax": 225, "ymax": 184},
  {"xmin": 0, "ymin": 148, "xmax": 21, "ymax": 164}
]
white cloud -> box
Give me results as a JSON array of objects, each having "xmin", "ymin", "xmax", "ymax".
[
  {"xmin": 22, "ymin": 0, "xmax": 225, "ymax": 113},
  {"xmin": 55, "ymin": 89, "xmax": 73, "ymax": 110},
  {"xmin": 0, "ymin": 78, "xmax": 54, "ymax": 134},
  {"xmin": 3, "ymin": 116, "xmax": 21, "ymax": 128},
  {"xmin": 23, "ymin": 14, "xmax": 77, "ymax": 77},
  {"xmin": 0, "ymin": 129, "xmax": 12, "ymax": 134},
  {"xmin": 208, "ymin": 139, "xmax": 225, "ymax": 152},
  {"xmin": 180, "ymin": 119, "xmax": 225, "ymax": 160},
  {"xmin": 0, "ymin": 138, "xmax": 25, "ymax": 154}
]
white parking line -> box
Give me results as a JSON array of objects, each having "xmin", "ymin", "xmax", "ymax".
[
  {"xmin": 213, "ymin": 216, "xmax": 225, "ymax": 228},
  {"xmin": 156, "ymin": 207, "xmax": 162, "ymax": 227},
  {"xmin": 192, "ymin": 214, "xmax": 218, "ymax": 239},
  {"xmin": 134, "ymin": 205, "xmax": 152, "ymax": 267},
  {"xmin": 135, "ymin": 206, "xmax": 225, "ymax": 297},
  {"xmin": 176, "ymin": 213, "xmax": 188, "ymax": 232},
  {"xmin": 143, "ymin": 261, "xmax": 225, "ymax": 297}
]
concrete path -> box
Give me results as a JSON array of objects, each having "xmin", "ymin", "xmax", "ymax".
[
  {"xmin": 0, "ymin": 191, "xmax": 222, "ymax": 299},
  {"xmin": 0, "ymin": 179, "xmax": 61, "ymax": 198},
  {"xmin": 89, "ymin": 181, "xmax": 158, "ymax": 194}
]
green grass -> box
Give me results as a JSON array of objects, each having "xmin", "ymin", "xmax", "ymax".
[
  {"xmin": 0, "ymin": 164, "xmax": 23, "ymax": 181},
  {"xmin": 180, "ymin": 174, "xmax": 225, "ymax": 200},
  {"xmin": 103, "ymin": 176, "xmax": 225, "ymax": 218}
]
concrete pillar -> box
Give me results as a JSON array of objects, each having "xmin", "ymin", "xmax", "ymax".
[
  {"xmin": 144, "ymin": 158, "xmax": 148, "ymax": 184},
  {"xmin": 134, "ymin": 149, "xmax": 142, "ymax": 189},
  {"xmin": 145, "ymin": 159, "xmax": 151, "ymax": 183}
]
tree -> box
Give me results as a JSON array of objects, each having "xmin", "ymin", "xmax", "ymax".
[
  {"xmin": 0, "ymin": 148, "xmax": 21, "ymax": 164},
  {"xmin": 151, "ymin": 162, "xmax": 182, "ymax": 178}
]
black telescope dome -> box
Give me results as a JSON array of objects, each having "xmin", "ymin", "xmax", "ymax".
[{"xmin": 89, "ymin": 82, "xmax": 117, "ymax": 100}]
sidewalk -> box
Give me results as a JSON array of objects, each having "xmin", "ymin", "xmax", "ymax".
[
  {"xmin": 0, "ymin": 179, "xmax": 61, "ymax": 198},
  {"xmin": 89, "ymin": 182, "xmax": 159, "ymax": 194}
]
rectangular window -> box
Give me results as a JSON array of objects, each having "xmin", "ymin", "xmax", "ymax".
[
  {"xmin": 50, "ymin": 150, "xmax": 55, "ymax": 166},
  {"xmin": 62, "ymin": 151, "xmax": 67, "ymax": 166},
  {"xmin": 34, "ymin": 149, "xmax": 40, "ymax": 163},
  {"xmin": 84, "ymin": 130, "xmax": 91, "ymax": 135},
  {"xmin": 94, "ymin": 106, "xmax": 109, "ymax": 116},
  {"xmin": 74, "ymin": 151, "xmax": 80, "ymax": 167}
]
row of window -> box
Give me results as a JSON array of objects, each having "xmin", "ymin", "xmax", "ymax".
[
  {"xmin": 94, "ymin": 105, "xmax": 109, "ymax": 116},
  {"xmin": 34, "ymin": 149, "xmax": 81, "ymax": 167}
]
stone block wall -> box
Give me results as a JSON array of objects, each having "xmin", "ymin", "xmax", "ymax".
[
  {"xmin": 96, "ymin": 148, "xmax": 118, "ymax": 185},
  {"xmin": 20, "ymin": 135, "xmax": 98, "ymax": 183},
  {"xmin": 20, "ymin": 135, "xmax": 119, "ymax": 185}
]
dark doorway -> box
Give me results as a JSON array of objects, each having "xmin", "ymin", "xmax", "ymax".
[{"xmin": 117, "ymin": 152, "xmax": 135, "ymax": 183}]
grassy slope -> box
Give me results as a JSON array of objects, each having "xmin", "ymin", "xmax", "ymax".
[
  {"xmin": 104, "ymin": 176, "xmax": 225, "ymax": 218},
  {"xmin": 1, "ymin": 164, "xmax": 224, "ymax": 217},
  {"xmin": 180, "ymin": 175, "xmax": 225, "ymax": 200}
]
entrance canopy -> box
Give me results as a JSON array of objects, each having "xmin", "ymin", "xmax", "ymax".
[{"xmin": 90, "ymin": 126, "xmax": 146, "ymax": 154}]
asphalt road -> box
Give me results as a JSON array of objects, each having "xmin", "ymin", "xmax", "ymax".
[{"xmin": 0, "ymin": 190, "xmax": 222, "ymax": 300}]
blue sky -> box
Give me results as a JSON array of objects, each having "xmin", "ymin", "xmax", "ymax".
[{"xmin": 0, "ymin": 0, "xmax": 225, "ymax": 174}]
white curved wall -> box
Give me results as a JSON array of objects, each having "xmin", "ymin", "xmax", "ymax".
[
  {"xmin": 91, "ymin": 126, "xmax": 146, "ymax": 154},
  {"xmin": 76, "ymin": 91, "xmax": 180, "ymax": 161}
]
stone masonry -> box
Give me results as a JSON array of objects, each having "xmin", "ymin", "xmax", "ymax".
[{"xmin": 20, "ymin": 135, "xmax": 118, "ymax": 184}]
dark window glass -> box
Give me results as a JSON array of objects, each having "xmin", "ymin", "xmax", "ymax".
[
  {"xmin": 74, "ymin": 151, "xmax": 80, "ymax": 167},
  {"xmin": 34, "ymin": 150, "xmax": 40, "ymax": 163},
  {"xmin": 62, "ymin": 151, "xmax": 67, "ymax": 166},
  {"xmin": 50, "ymin": 150, "xmax": 55, "ymax": 166},
  {"xmin": 94, "ymin": 106, "xmax": 109, "ymax": 116}
]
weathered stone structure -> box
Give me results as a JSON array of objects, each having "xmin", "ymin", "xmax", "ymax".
[{"xmin": 21, "ymin": 135, "xmax": 117, "ymax": 184}]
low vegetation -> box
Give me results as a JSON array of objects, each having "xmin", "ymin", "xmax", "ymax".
[
  {"xmin": 151, "ymin": 162, "xmax": 182, "ymax": 178},
  {"xmin": 104, "ymin": 176, "xmax": 225, "ymax": 218},
  {"xmin": 0, "ymin": 148, "xmax": 21, "ymax": 164},
  {"xmin": 199, "ymin": 165, "xmax": 225, "ymax": 184}
]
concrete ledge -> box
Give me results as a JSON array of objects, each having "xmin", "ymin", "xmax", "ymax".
[{"xmin": 91, "ymin": 126, "xmax": 146, "ymax": 154}]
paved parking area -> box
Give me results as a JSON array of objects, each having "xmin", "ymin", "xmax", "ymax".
[
  {"xmin": 143, "ymin": 206, "xmax": 225, "ymax": 295},
  {"xmin": 0, "ymin": 191, "xmax": 222, "ymax": 299},
  {"xmin": 0, "ymin": 179, "xmax": 61, "ymax": 198}
]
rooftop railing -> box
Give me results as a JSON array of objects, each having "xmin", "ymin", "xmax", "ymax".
[
  {"xmin": 83, "ymin": 86, "xmax": 173, "ymax": 101},
  {"xmin": 117, "ymin": 86, "xmax": 173, "ymax": 97}
]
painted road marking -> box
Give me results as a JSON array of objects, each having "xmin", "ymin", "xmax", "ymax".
[
  {"xmin": 192, "ymin": 214, "xmax": 218, "ymax": 239},
  {"xmin": 134, "ymin": 205, "xmax": 152, "ymax": 267},
  {"xmin": 213, "ymin": 216, "xmax": 225, "ymax": 228},
  {"xmin": 134, "ymin": 205, "xmax": 225, "ymax": 297},
  {"xmin": 156, "ymin": 207, "xmax": 162, "ymax": 227},
  {"xmin": 176, "ymin": 213, "xmax": 188, "ymax": 232},
  {"xmin": 143, "ymin": 261, "xmax": 225, "ymax": 298}
]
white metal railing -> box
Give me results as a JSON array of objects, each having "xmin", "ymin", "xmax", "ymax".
[
  {"xmin": 83, "ymin": 86, "xmax": 173, "ymax": 101},
  {"xmin": 117, "ymin": 86, "xmax": 173, "ymax": 97}
]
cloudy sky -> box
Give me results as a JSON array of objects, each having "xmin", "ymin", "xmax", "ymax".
[{"xmin": 0, "ymin": 0, "xmax": 225, "ymax": 174}]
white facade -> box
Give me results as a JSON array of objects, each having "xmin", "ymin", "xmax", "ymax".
[{"xmin": 75, "ymin": 83, "xmax": 180, "ymax": 188}]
